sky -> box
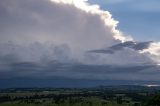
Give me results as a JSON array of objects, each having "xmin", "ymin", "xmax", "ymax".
[
  {"xmin": 89, "ymin": 0, "xmax": 160, "ymax": 41},
  {"xmin": 0, "ymin": 0, "xmax": 160, "ymax": 88}
]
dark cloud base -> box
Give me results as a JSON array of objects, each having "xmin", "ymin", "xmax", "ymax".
[{"xmin": 1, "ymin": 78, "xmax": 160, "ymax": 88}]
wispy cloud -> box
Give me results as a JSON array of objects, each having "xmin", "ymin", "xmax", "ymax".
[{"xmin": 88, "ymin": 41, "xmax": 153, "ymax": 54}]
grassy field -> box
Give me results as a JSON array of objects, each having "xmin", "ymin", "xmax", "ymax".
[{"xmin": 0, "ymin": 86, "xmax": 159, "ymax": 106}]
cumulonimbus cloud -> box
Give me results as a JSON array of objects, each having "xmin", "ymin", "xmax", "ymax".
[
  {"xmin": 0, "ymin": 0, "xmax": 160, "ymax": 81},
  {"xmin": 0, "ymin": 0, "xmax": 131, "ymax": 65}
]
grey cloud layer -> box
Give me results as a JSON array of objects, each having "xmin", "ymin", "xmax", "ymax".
[
  {"xmin": 1, "ymin": 61, "xmax": 160, "ymax": 81},
  {"xmin": 0, "ymin": 0, "xmax": 160, "ymax": 81}
]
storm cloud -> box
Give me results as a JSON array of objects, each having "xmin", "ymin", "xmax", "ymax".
[{"xmin": 0, "ymin": 0, "xmax": 160, "ymax": 81}]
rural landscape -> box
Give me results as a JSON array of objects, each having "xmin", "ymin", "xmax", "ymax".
[
  {"xmin": 0, "ymin": 85, "xmax": 160, "ymax": 106},
  {"xmin": 1, "ymin": 0, "xmax": 160, "ymax": 105}
]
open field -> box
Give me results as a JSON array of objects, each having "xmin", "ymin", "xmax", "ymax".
[{"xmin": 0, "ymin": 85, "xmax": 160, "ymax": 106}]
